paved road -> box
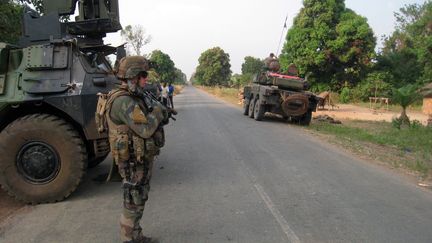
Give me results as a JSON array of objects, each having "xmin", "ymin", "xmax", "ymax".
[{"xmin": 1, "ymin": 86, "xmax": 432, "ymax": 243}]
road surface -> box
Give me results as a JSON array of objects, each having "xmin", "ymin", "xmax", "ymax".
[{"xmin": 1, "ymin": 86, "xmax": 432, "ymax": 243}]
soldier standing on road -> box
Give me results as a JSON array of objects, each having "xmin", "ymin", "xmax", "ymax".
[{"xmin": 106, "ymin": 56, "xmax": 168, "ymax": 243}]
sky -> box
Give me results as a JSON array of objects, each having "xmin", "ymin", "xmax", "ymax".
[{"xmin": 105, "ymin": 0, "xmax": 427, "ymax": 79}]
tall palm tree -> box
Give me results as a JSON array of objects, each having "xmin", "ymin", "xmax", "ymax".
[{"xmin": 392, "ymin": 84, "xmax": 421, "ymax": 125}]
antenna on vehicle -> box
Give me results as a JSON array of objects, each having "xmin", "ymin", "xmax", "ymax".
[{"xmin": 276, "ymin": 14, "xmax": 289, "ymax": 56}]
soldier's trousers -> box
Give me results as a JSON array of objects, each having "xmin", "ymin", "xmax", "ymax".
[{"xmin": 118, "ymin": 160, "xmax": 154, "ymax": 243}]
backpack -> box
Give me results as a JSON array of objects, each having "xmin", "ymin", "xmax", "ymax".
[{"xmin": 95, "ymin": 89, "xmax": 130, "ymax": 133}]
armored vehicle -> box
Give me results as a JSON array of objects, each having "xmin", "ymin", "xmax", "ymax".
[
  {"xmin": 243, "ymin": 68, "xmax": 320, "ymax": 125},
  {"xmin": 0, "ymin": 0, "xmax": 123, "ymax": 204}
]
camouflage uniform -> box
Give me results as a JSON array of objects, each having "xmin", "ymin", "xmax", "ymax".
[{"xmin": 107, "ymin": 56, "xmax": 165, "ymax": 243}]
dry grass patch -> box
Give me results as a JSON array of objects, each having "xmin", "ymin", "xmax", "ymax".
[{"xmin": 198, "ymin": 86, "xmax": 242, "ymax": 106}]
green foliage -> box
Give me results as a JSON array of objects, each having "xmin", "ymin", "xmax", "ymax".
[
  {"xmin": 392, "ymin": 117, "xmax": 404, "ymax": 129},
  {"xmin": 392, "ymin": 84, "xmax": 422, "ymax": 124},
  {"xmin": 280, "ymin": 0, "xmax": 376, "ymax": 90},
  {"xmin": 351, "ymin": 71, "xmax": 394, "ymax": 102},
  {"xmin": 173, "ymin": 68, "xmax": 187, "ymax": 84},
  {"xmin": 241, "ymin": 56, "xmax": 264, "ymax": 75},
  {"xmin": 149, "ymin": 50, "xmax": 176, "ymax": 84},
  {"xmin": 121, "ymin": 25, "xmax": 151, "ymax": 56},
  {"xmin": 0, "ymin": 0, "xmax": 23, "ymax": 43},
  {"xmin": 229, "ymin": 73, "xmax": 253, "ymax": 88},
  {"xmin": 392, "ymin": 84, "xmax": 421, "ymax": 109},
  {"xmin": 378, "ymin": 2, "xmax": 432, "ymax": 87},
  {"xmin": 310, "ymin": 120, "xmax": 432, "ymax": 175},
  {"xmin": 195, "ymin": 47, "xmax": 232, "ymax": 86},
  {"xmin": 339, "ymin": 86, "xmax": 351, "ymax": 103}
]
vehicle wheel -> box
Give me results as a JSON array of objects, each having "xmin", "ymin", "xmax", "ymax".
[
  {"xmin": 88, "ymin": 154, "xmax": 109, "ymax": 168},
  {"xmin": 248, "ymin": 97, "xmax": 256, "ymax": 118},
  {"xmin": 0, "ymin": 114, "xmax": 87, "ymax": 204},
  {"xmin": 254, "ymin": 98, "xmax": 265, "ymax": 121},
  {"xmin": 299, "ymin": 110, "xmax": 313, "ymax": 126},
  {"xmin": 243, "ymin": 98, "xmax": 250, "ymax": 116}
]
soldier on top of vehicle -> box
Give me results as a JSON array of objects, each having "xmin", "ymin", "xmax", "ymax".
[{"xmin": 264, "ymin": 53, "xmax": 280, "ymax": 72}]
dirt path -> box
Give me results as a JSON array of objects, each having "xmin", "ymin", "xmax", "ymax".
[{"xmin": 316, "ymin": 104, "xmax": 429, "ymax": 124}]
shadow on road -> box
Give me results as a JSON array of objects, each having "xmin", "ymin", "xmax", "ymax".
[{"xmin": 0, "ymin": 188, "xmax": 24, "ymax": 223}]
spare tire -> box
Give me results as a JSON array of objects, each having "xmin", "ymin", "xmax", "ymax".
[
  {"xmin": 282, "ymin": 94, "xmax": 309, "ymax": 117},
  {"xmin": 0, "ymin": 114, "xmax": 87, "ymax": 204}
]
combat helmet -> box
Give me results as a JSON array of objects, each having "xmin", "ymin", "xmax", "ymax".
[{"xmin": 116, "ymin": 56, "xmax": 150, "ymax": 80}]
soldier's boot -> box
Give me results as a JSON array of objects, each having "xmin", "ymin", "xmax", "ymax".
[
  {"xmin": 135, "ymin": 235, "xmax": 155, "ymax": 243},
  {"xmin": 123, "ymin": 235, "xmax": 158, "ymax": 243}
]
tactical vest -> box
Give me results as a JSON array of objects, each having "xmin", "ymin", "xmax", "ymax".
[{"xmin": 105, "ymin": 87, "xmax": 160, "ymax": 166}]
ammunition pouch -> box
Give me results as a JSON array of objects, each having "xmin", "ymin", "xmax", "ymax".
[{"xmin": 109, "ymin": 126, "xmax": 130, "ymax": 166}]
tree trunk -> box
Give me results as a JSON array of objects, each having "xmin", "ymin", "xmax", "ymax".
[{"xmin": 399, "ymin": 107, "xmax": 410, "ymax": 126}]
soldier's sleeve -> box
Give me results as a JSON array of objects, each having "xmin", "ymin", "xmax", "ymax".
[{"xmin": 110, "ymin": 96, "xmax": 161, "ymax": 139}]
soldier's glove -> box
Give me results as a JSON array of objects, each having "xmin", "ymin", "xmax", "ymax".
[
  {"xmin": 152, "ymin": 106, "xmax": 165, "ymax": 122},
  {"xmin": 161, "ymin": 106, "xmax": 170, "ymax": 125},
  {"xmin": 169, "ymin": 108, "xmax": 178, "ymax": 116}
]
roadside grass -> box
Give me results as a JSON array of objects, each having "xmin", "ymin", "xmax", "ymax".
[
  {"xmin": 308, "ymin": 120, "xmax": 432, "ymax": 178},
  {"xmin": 198, "ymin": 86, "xmax": 242, "ymax": 105},
  {"xmin": 174, "ymin": 85, "xmax": 184, "ymax": 95}
]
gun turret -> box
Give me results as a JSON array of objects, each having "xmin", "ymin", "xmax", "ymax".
[{"xmin": 20, "ymin": 0, "xmax": 121, "ymax": 46}]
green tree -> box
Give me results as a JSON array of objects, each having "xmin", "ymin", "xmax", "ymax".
[
  {"xmin": 378, "ymin": 2, "xmax": 432, "ymax": 87},
  {"xmin": 392, "ymin": 84, "xmax": 421, "ymax": 125},
  {"xmin": 0, "ymin": 0, "xmax": 23, "ymax": 43},
  {"xmin": 149, "ymin": 50, "xmax": 176, "ymax": 84},
  {"xmin": 121, "ymin": 25, "xmax": 152, "ymax": 56},
  {"xmin": 195, "ymin": 47, "xmax": 232, "ymax": 86},
  {"xmin": 280, "ymin": 0, "xmax": 375, "ymax": 90},
  {"xmin": 173, "ymin": 68, "xmax": 187, "ymax": 84},
  {"xmin": 241, "ymin": 56, "xmax": 264, "ymax": 75}
]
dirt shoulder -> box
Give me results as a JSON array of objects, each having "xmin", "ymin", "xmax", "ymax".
[{"xmin": 316, "ymin": 104, "xmax": 428, "ymax": 125}]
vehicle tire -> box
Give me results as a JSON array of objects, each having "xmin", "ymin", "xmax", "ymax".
[
  {"xmin": 254, "ymin": 98, "xmax": 265, "ymax": 121},
  {"xmin": 0, "ymin": 114, "xmax": 87, "ymax": 204},
  {"xmin": 299, "ymin": 110, "xmax": 313, "ymax": 126},
  {"xmin": 88, "ymin": 154, "xmax": 109, "ymax": 168},
  {"xmin": 243, "ymin": 98, "xmax": 250, "ymax": 116},
  {"xmin": 248, "ymin": 97, "xmax": 256, "ymax": 118}
]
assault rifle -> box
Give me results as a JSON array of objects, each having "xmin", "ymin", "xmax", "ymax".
[{"xmin": 136, "ymin": 89, "xmax": 177, "ymax": 123}]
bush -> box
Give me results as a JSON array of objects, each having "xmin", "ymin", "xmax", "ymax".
[
  {"xmin": 310, "ymin": 83, "xmax": 332, "ymax": 93},
  {"xmin": 392, "ymin": 117, "xmax": 403, "ymax": 129},
  {"xmin": 339, "ymin": 86, "xmax": 351, "ymax": 103},
  {"xmin": 351, "ymin": 72, "xmax": 394, "ymax": 102}
]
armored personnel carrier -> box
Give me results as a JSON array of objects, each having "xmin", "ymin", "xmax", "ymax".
[
  {"xmin": 243, "ymin": 66, "xmax": 320, "ymax": 125},
  {"xmin": 0, "ymin": 0, "xmax": 123, "ymax": 204}
]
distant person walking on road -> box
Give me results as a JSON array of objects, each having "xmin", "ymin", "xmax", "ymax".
[
  {"xmin": 168, "ymin": 83, "xmax": 175, "ymax": 109},
  {"xmin": 161, "ymin": 83, "xmax": 169, "ymax": 107}
]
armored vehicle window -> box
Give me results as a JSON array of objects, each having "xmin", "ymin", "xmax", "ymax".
[{"xmin": 82, "ymin": 51, "xmax": 113, "ymax": 74}]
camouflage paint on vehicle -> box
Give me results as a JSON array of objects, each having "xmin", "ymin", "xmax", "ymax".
[
  {"xmin": 243, "ymin": 69, "xmax": 320, "ymax": 125},
  {"xmin": 0, "ymin": 0, "xmax": 124, "ymax": 204}
]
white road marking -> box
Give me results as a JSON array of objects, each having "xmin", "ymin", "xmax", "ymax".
[{"xmin": 254, "ymin": 183, "xmax": 301, "ymax": 243}]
